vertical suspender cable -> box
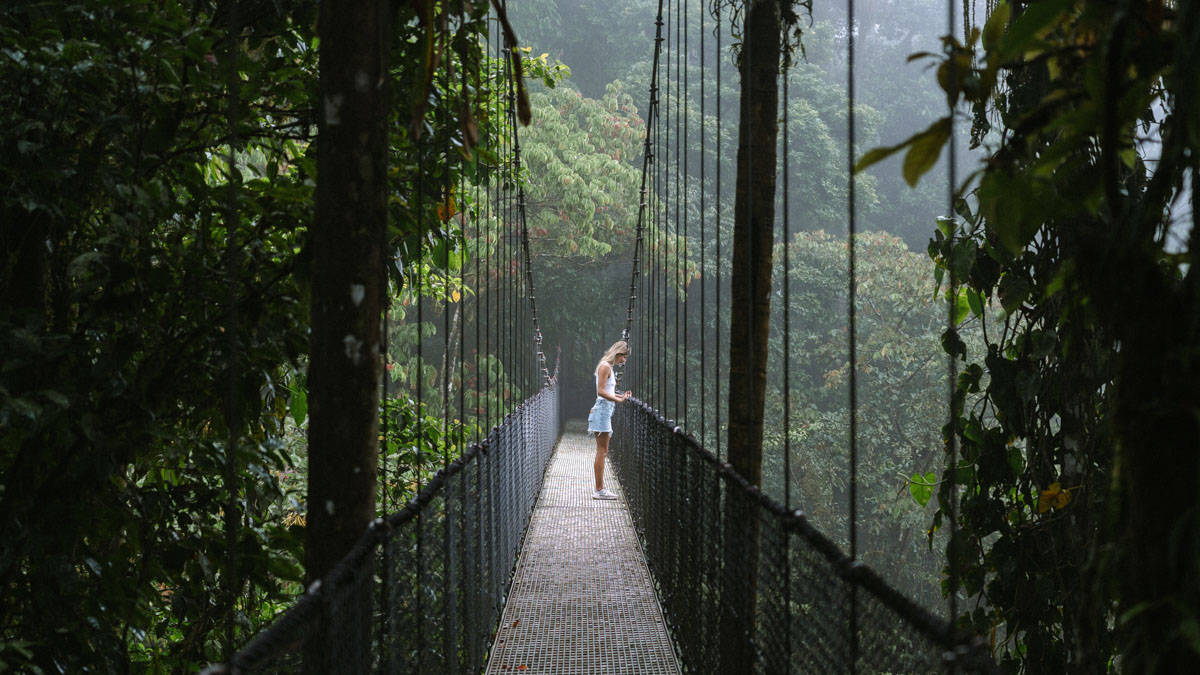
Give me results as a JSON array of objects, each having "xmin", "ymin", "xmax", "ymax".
[
  {"xmin": 491, "ymin": 22, "xmax": 501, "ymax": 429},
  {"xmin": 946, "ymin": 0, "xmax": 960, "ymax": 650},
  {"xmin": 781, "ymin": 57, "xmax": 792, "ymax": 513},
  {"xmin": 663, "ymin": 0, "xmax": 671, "ymax": 412},
  {"xmin": 682, "ymin": 0, "xmax": 690, "ymax": 431},
  {"xmin": 414, "ymin": 27, "xmax": 427, "ymax": 669},
  {"xmin": 675, "ymin": 0, "xmax": 683, "ymax": 425},
  {"xmin": 500, "ymin": 45, "xmax": 509, "ymax": 417},
  {"xmin": 378, "ymin": 0, "xmax": 394, "ymax": 652},
  {"xmin": 443, "ymin": 7, "xmax": 453, "ymax": 470},
  {"xmin": 714, "ymin": 0, "xmax": 722, "ymax": 462},
  {"xmin": 846, "ymin": 0, "xmax": 860, "ymax": 669},
  {"xmin": 458, "ymin": 6, "xmax": 469, "ymax": 458},
  {"xmin": 439, "ymin": 7, "xmax": 454, "ymax": 665},
  {"xmin": 222, "ymin": 0, "xmax": 242, "ymax": 655},
  {"xmin": 699, "ymin": 0, "xmax": 706, "ymax": 448},
  {"xmin": 781, "ymin": 46, "xmax": 794, "ymax": 670}
]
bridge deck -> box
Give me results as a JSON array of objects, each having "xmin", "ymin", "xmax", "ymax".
[{"xmin": 485, "ymin": 432, "xmax": 680, "ymax": 674}]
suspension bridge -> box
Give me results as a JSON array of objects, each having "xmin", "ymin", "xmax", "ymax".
[{"xmin": 207, "ymin": 1, "xmax": 995, "ymax": 673}]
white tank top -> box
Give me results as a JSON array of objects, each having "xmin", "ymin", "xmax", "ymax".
[{"xmin": 595, "ymin": 363, "xmax": 615, "ymax": 397}]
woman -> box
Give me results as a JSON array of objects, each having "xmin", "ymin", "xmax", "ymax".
[{"xmin": 587, "ymin": 340, "xmax": 632, "ymax": 500}]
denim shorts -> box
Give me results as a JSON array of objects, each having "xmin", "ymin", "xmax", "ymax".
[{"xmin": 587, "ymin": 397, "xmax": 615, "ymax": 435}]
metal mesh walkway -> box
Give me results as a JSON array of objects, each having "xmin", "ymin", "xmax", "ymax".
[{"xmin": 486, "ymin": 433, "xmax": 680, "ymax": 674}]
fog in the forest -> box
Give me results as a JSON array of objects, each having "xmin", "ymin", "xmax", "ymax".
[{"xmin": 507, "ymin": 0, "xmax": 992, "ymax": 615}]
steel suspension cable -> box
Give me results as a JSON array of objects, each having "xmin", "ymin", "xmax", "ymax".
[
  {"xmin": 782, "ymin": 52, "xmax": 792, "ymax": 514},
  {"xmin": 946, "ymin": 0, "xmax": 961, "ymax": 640},
  {"xmin": 442, "ymin": 6, "xmax": 452, "ymax": 471},
  {"xmin": 847, "ymin": 0, "xmax": 861, "ymax": 667},
  {"xmin": 662, "ymin": 0, "xmax": 671, "ymax": 412},
  {"xmin": 674, "ymin": 0, "xmax": 682, "ymax": 423},
  {"xmin": 414, "ymin": 29, "xmax": 428, "ymax": 668},
  {"xmin": 686, "ymin": 0, "xmax": 696, "ymax": 427},
  {"xmin": 505, "ymin": 44, "xmax": 551, "ymax": 389},
  {"xmin": 714, "ymin": 0, "xmax": 723, "ymax": 461},
  {"xmin": 781, "ymin": 44, "xmax": 794, "ymax": 672},
  {"xmin": 699, "ymin": 0, "xmax": 707, "ymax": 450},
  {"xmin": 221, "ymin": 1, "xmax": 242, "ymax": 654}
]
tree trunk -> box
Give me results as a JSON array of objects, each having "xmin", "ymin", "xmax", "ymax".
[
  {"xmin": 720, "ymin": 0, "xmax": 780, "ymax": 669},
  {"xmin": 305, "ymin": 0, "xmax": 390, "ymax": 670}
]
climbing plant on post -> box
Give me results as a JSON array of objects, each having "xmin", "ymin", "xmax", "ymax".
[
  {"xmin": 305, "ymin": 0, "xmax": 390, "ymax": 670},
  {"xmin": 859, "ymin": 0, "xmax": 1200, "ymax": 669},
  {"xmin": 720, "ymin": 0, "xmax": 781, "ymax": 668}
]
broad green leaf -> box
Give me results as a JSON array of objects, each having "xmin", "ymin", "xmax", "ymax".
[
  {"xmin": 967, "ymin": 289, "xmax": 985, "ymax": 318},
  {"xmin": 998, "ymin": 0, "xmax": 1073, "ymax": 60},
  {"xmin": 910, "ymin": 472, "xmax": 937, "ymax": 507},
  {"xmin": 982, "ymin": 2, "xmax": 1012, "ymax": 51},
  {"xmin": 290, "ymin": 386, "xmax": 307, "ymax": 426},
  {"xmin": 854, "ymin": 142, "xmax": 907, "ymax": 174},
  {"xmin": 998, "ymin": 273, "xmax": 1031, "ymax": 312},
  {"xmin": 950, "ymin": 239, "xmax": 977, "ymax": 282},
  {"xmin": 902, "ymin": 118, "xmax": 952, "ymax": 187},
  {"xmin": 952, "ymin": 287, "xmax": 971, "ymax": 325}
]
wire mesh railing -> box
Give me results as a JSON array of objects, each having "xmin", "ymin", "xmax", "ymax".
[
  {"xmin": 611, "ymin": 398, "xmax": 994, "ymax": 673},
  {"xmin": 207, "ymin": 378, "xmax": 561, "ymax": 674}
]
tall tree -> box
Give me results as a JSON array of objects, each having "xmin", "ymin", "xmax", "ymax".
[
  {"xmin": 305, "ymin": 0, "xmax": 390, "ymax": 668},
  {"xmin": 721, "ymin": 0, "xmax": 781, "ymax": 667}
]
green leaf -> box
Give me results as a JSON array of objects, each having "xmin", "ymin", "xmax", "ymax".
[
  {"xmin": 290, "ymin": 385, "xmax": 307, "ymax": 426},
  {"xmin": 941, "ymin": 327, "xmax": 967, "ymax": 360},
  {"xmin": 951, "ymin": 287, "xmax": 971, "ymax": 325},
  {"xmin": 966, "ymin": 289, "xmax": 985, "ymax": 317},
  {"xmin": 854, "ymin": 142, "xmax": 907, "ymax": 174},
  {"xmin": 982, "ymin": 2, "xmax": 1012, "ymax": 51},
  {"xmin": 998, "ymin": 273, "xmax": 1031, "ymax": 312},
  {"xmin": 910, "ymin": 472, "xmax": 937, "ymax": 507},
  {"xmin": 998, "ymin": 0, "xmax": 1073, "ymax": 59},
  {"xmin": 902, "ymin": 118, "xmax": 952, "ymax": 187},
  {"xmin": 950, "ymin": 239, "xmax": 977, "ymax": 282}
]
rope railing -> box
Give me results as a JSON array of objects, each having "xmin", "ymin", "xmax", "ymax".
[
  {"xmin": 611, "ymin": 398, "xmax": 995, "ymax": 673},
  {"xmin": 206, "ymin": 368, "xmax": 561, "ymax": 674}
]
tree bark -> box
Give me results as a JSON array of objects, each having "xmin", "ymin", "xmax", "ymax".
[
  {"xmin": 720, "ymin": 0, "xmax": 780, "ymax": 669},
  {"xmin": 305, "ymin": 1, "xmax": 390, "ymax": 670}
]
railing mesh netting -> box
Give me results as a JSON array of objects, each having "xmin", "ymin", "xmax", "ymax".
[
  {"xmin": 612, "ymin": 399, "xmax": 995, "ymax": 674},
  {"xmin": 213, "ymin": 382, "xmax": 560, "ymax": 673}
]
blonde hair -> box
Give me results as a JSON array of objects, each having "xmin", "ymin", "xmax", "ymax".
[{"xmin": 600, "ymin": 340, "xmax": 631, "ymax": 365}]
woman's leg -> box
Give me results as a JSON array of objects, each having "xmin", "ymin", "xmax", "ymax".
[{"xmin": 594, "ymin": 432, "xmax": 610, "ymax": 491}]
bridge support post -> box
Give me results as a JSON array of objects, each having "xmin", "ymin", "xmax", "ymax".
[
  {"xmin": 721, "ymin": 0, "xmax": 781, "ymax": 669},
  {"xmin": 304, "ymin": 0, "xmax": 391, "ymax": 671}
]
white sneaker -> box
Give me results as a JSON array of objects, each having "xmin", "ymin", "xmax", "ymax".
[{"xmin": 592, "ymin": 488, "xmax": 618, "ymax": 500}]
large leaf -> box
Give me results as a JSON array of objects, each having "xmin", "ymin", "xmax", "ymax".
[
  {"xmin": 902, "ymin": 118, "xmax": 952, "ymax": 187},
  {"xmin": 910, "ymin": 471, "xmax": 938, "ymax": 507},
  {"xmin": 997, "ymin": 0, "xmax": 1074, "ymax": 60}
]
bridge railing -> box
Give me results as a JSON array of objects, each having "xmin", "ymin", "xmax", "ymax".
[
  {"xmin": 208, "ymin": 380, "xmax": 561, "ymax": 673},
  {"xmin": 612, "ymin": 398, "xmax": 994, "ymax": 674}
]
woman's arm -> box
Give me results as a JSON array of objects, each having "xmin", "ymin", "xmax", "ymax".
[{"xmin": 595, "ymin": 363, "xmax": 627, "ymax": 403}]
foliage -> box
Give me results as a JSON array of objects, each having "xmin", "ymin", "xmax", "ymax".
[
  {"xmin": 860, "ymin": 1, "xmax": 1200, "ymax": 670},
  {"xmin": 759, "ymin": 230, "xmax": 974, "ymax": 609},
  {"xmin": 523, "ymin": 83, "xmax": 646, "ymax": 259},
  {"xmin": 0, "ymin": 0, "xmax": 318, "ymax": 669},
  {"xmin": 0, "ymin": 0, "xmax": 523, "ymax": 669}
]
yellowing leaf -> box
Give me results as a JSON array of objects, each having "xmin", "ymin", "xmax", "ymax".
[
  {"xmin": 1054, "ymin": 490, "xmax": 1071, "ymax": 509},
  {"xmin": 1038, "ymin": 482, "xmax": 1069, "ymax": 513}
]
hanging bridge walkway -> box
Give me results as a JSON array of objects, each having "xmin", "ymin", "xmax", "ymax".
[
  {"xmin": 214, "ymin": 387, "xmax": 991, "ymax": 673},
  {"xmin": 206, "ymin": 0, "xmax": 999, "ymax": 671},
  {"xmin": 485, "ymin": 433, "xmax": 677, "ymax": 674}
]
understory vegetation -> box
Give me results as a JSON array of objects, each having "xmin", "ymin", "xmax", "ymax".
[{"xmin": 2, "ymin": 0, "xmax": 1195, "ymax": 671}]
